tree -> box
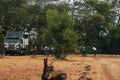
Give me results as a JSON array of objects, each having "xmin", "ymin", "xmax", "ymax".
[
  {"xmin": 111, "ymin": 0, "xmax": 120, "ymax": 27},
  {"xmin": 41, "ymin": 9, "xmax": 78, "ymax": 52},
  {"xmin": 101, "ymin": 27, "xmax": 120, "ymax": 54},
  {"xmin": 71, "ymin": 0, "xmax": 99, "ymax": 45},
  {"xmin": 0, "ymin": 0, "xmax": 27, "ymax": 31},
  {"xmin": 0, "ymin": 30, "xmax": 4, "ymax": 56}
]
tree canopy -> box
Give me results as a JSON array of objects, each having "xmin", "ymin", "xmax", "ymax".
[
  {"xmin": 40, "ymin": 9, "xmax": 78, "ymax": 52},
  {"xmin": 0, "ymin": 0, "xmax": 120, "ymax": 54}
]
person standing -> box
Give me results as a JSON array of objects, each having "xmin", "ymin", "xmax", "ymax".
[
  {"xmin": 51, "ymin": 47, "xmax": 54, "ymax": 56},
  {"xmin": 41, "ymin": 47, "xmax": 44, "ymax": 55},
  {"xmin": 92, "ymin": 46, "xmax": 97, "ymax": 57},
  {"xmin": 33, "ymin": 46, "xmax": 37, "ymax": 56},
  {"xmin": 82, "ymin": 46, "xmax": 87, "ymax": 57},
  {"xmin": 47, "ymin": 47, "xmax": 50, "ymax": 55},
  {"xmin": 44, "ymin": 46, "xmax": 48, "ymax": 56},
  {"xmin": 55, "ymin": 48, "xmax": 60, "ymax": 59}
]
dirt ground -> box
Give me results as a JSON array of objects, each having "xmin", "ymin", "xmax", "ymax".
[{"xmin": 0, "ymin": 54, "xmax": 120, "ymax": 80}]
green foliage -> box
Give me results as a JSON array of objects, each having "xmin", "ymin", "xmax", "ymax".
[
  {"xmin": 0, "ymin": 0, "xmax": 27, "ymax": 31},
  {"xmin": 45, "ymin": 3, "xmax": 70, "ymax": 12},
  {"xmin": 0, "ymin": 30, "xmax": 4, "ymax": 55},
  {"xmin": 104, "ymin": 28, "xmax": 120, "ymax": 54},
  {"xmin": 62, "ymin": 28, "xmax": 78, "ymax": 52},
  {"xmin": 95, "ymin": 1, "xmax": 111, "ymax": 16},
  {"xmin": 41, "ymin": 9, "xmax": 78, "ymax": 52},
  {"xmin": 0, "ymin": 0, "xmax": 119, "ymax": 54}
]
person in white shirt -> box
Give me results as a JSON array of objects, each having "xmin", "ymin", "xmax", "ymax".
[
  {"xmin": 44, "ymin": 46, "xmax": 48, "ymax": 56},
  {"xmin": 92, "ymin": 47, "xmax": 97, "ymax": 57}
]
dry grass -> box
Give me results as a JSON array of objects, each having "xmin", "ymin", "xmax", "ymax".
[{"xmin": 0, "ymin": 54, "xmax": 120, "ymax": 80}]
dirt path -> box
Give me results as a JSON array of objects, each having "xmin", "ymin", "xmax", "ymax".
[
  {"xmin": 94, "ymin": 57, "xmax": 120, "ymax": 80},
  {"xmin": 102, "ymin": 64, "xmax": 115, "ymax": 80}
]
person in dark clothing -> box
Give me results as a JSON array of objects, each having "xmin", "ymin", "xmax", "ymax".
[
  {"xmin": 41, "ymin": 47, "xmax": 44, "ymax": 55},
  {"xmin": 82, "ymin": 46, "xmax": 87, "ymax": 57},
  {"xmin": 33, "ymin": 46, "xmax": 37, "ymax": 56},
  {"xmin": 55, "ymin": 48, "xmax": 61, "ymax": 59}
]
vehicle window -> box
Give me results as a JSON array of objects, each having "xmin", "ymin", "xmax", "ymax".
[
  {"xmin": 4, "ymin": 39, "xmax": 20, "ymax": 43},
  {"xmin": 23, "ymin": 34, "xmax": 29, "ymax": 38}
]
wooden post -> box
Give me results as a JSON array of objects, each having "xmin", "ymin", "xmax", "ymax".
[{"xmin": 42, "ymin": 58, "xmax": 48, "ymax": 80}]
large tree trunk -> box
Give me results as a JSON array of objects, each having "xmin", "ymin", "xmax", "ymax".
[{"xmin": 0, "ymin": 33, "xmax": 4, "ymax": 57}]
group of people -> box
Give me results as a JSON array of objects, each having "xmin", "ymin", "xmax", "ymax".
[
  {"xmin": 40, "ymin": 46, "xmax": 65, "ymax": 59},
  {"xmin": 32, "ymin": 46, "xmax": 55, "ymax": 56},
  {"xmin": 76, "ymin": 46, "xmax": 97, "ymax": 57},
  {"xmin": 40, "ymin": 46, "xmax": 55, "ymax": 56},
  {"xmin": 32, "ymin": 45, "xmax": 97, "ymax": 57}
]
